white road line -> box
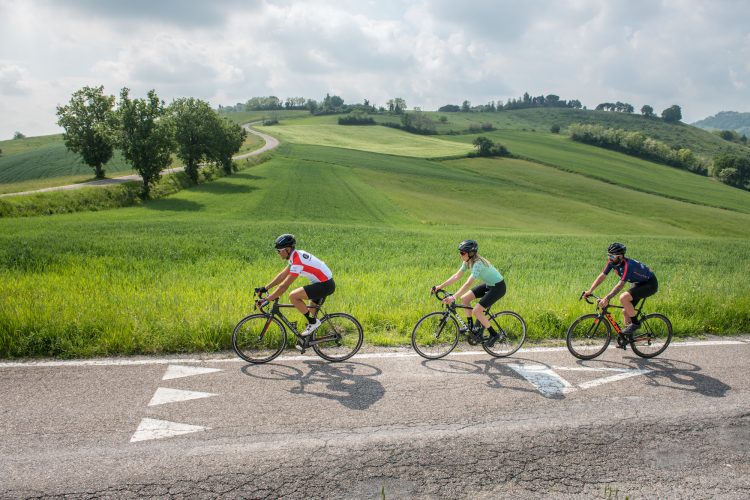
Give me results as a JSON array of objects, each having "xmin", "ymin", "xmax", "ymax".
[
  {"xmin": 576, "ymin": 369, "xmax": 651, "ymax": 390},
  {"xmin": 0, "ymin": 340, "xmax": 744, "ymax": 368}
]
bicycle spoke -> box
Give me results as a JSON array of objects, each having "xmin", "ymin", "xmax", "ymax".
[
  {"xmin": 566, "ymin": 314, "xmax": 611, "ymax": 360},
  {"xmin": 411, "ymin": 312, "xmax": 459, "ymax": 359}
]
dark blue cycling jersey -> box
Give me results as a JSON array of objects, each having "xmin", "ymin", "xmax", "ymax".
[{"xmin": 603, "ymin": 258, "xmax": 654, "ymax": 283}]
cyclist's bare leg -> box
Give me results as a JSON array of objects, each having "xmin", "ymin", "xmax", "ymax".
[
  {"xmin": 472, "ymin": 304, "xmax": 491, "ymax": 329},
  {"xmin": 619, "ymin": 291, "xmax": 636, "ymax": 325},
  {"xmin": 289, "ymin": 287, "xmax": 312, "ymax": 315},
  {"xmin": 460, "ymin": 291, "xmax": 476, "ymax": 324}
]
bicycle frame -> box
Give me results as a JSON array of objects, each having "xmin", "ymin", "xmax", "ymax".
[
  {"xmin": 257, "ymin": 297, "xmax": 340, "ymax": 348},
  {"xmin": 583, "ymin": 293, "xmax": 647, "ymax": 336},
  {"xmin": 435, "ymin": 290, "xmax": 495, "ymax": 332}
]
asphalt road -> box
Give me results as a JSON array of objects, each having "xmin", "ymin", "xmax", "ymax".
[{"xmin": 1, "ymin": 338, "xmax": 748, "ymax": 499}]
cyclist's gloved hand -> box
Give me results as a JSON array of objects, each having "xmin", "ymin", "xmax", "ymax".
[
  {"xmin": 430, "ymin": 286, "xmax": 438, "ymax": 294},
  {"xmin": 582, "ymin": 290, "xmax": 591, "ymax": 298},
  {"xmin": 256, "ymin": 298, "xmax": 269, "ymax": 309},
  {"xmin": 441, "ymin": 295, "xmax": 455, "ymax": 305},
  {"xmin": 255, "ymin": 286, "xmax": 268, "ymax": 296}
]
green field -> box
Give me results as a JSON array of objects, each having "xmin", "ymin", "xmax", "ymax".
[
  {"xmin": 259, "ymin": 122, "xmax": 473, "ymax": 158},
  {"xmin": 0, "ymin": 130, "xmax": 263, "ymax": 195},
  {"xmin": 1, "ymin": 115, "xmax": 749, "ymax": 358}
]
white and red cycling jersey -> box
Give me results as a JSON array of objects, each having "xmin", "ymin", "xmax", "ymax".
[{"xmin": 287, "ymin": 249, "xmax": 333, "ymax": 283}]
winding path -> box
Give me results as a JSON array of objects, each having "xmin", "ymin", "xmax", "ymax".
[{"xmin": 0, "ymin": 124, "xmax": 278, "ymax": 198}]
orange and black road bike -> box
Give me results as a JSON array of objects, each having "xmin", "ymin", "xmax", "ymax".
[{"xmin": 566, "ymin": 292, "xmax": 672, "ymax": 360}]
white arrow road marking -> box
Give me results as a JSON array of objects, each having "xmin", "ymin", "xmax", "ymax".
[
  {"xmin": 508, "ymin": 363, "xmax": 575, "ymax": 398},
  {"xmin": 162, "ymin": 364, "xmax": 222, "ymax": 380},
  {"xmin": 130, "ymin": 418, "xmax": 209, "ymax": 443},
  {"xmin": 148, "ymin": 387, "xmax": 217, "ymax": 406},
  {"xmin": 509, "ymin": 364, "xmax": 651, "ymax": 397}
]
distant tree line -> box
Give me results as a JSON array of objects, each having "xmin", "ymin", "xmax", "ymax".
[
  {"xmin": 439, "ymin": 93, "xmax": 583, "ymax": 113},
  {"xmin": 57, "ymin": 86, "xmax": 247, "ymax": 198},
  {"xmin": 569, "ymin": 123, "xmax": 750, "ymax": 189},
  {"xmin": 569, "ymin": 123, "xmax": 709, "ymax": 175},
  {"xmin": 595, "ymin": 102, "xmax": 682, "ymax": 123}
]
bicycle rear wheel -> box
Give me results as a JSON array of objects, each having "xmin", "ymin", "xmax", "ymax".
[
  {"xmin": 411, "ymin": 312, "xmax": 460, "ymax": 359},
  {"xmin": 483, "ymin": 311, "xmax": 526, "ymax": 357},
  {"xmin": 312, "ymin": 313, "xmax": 364, "ymax": 362},
  {"xmin": 631, "ymin": 313, "xmax": 672, "ymax": 358},
  {"xmin": 566, "ymin": 314, "xmax": 612, "ymax": 360},
  {"xmin": 232, "ymin": 314, "xmax": 287, "ymax": 364}
]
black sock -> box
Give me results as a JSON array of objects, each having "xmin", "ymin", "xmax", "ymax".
[
  {"xmin": 467, "ymin": 317, "xmax": 473, "ymax": 327},
  {"xmin": 304, "ymin": 313, "xmax": 316, "ymax": 324},
  {"xmin": 488, "ymin": 326, "xmax": 497, "ymax": 335}
]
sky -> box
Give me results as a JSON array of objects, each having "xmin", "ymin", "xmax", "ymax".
[{"xmin": 1, "ymin": 0, "xmax": 749, "ymax": 139}]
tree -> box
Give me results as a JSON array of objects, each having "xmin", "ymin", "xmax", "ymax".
[
  {"xmin": 713, "ymin": 154, "xmax": 750, "ymax": 188},
  {"xmin": 56, "ymin": 86, "xmax": 117, "ymax": 179},
  {"xmin": 461, "ymin": 100, "xmax": 471, "ymax": 112},
  {"xmin": 13, "ymin": 131, "xmax": 26, "ymax": 140},
  {"xmin": 117, "ymin": 88, "xmax": 175, "ymax": 198},
  {"xmin": 641, "ymin": 105, "xmax": 655, "ymax": 118},
  {"xmin": 661, "ymin": 105, "xmax": 682, "ymax": 123},
  {"xmin": 169, "ymin": 97, "xmax": 217, "ymax": 183},
  {"xmin": 208, "ymin": 118, "xmax": 247, "ymax": 175},
  {"xmin": 438, "ymin": 104, "xmax": 460, "ymax": 112},
  {"xmin": 472, "ymin": 136, "xmax": 509, "ymax": 157}
]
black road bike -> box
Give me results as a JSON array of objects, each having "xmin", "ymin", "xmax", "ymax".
[
  {"xmin": 411, "ymin": 289, "xmax": 526, "ymax": 360},
  {"xmin": 232, "ymin": 292, "xmax": 363, "ymax": 363},
  {"xmin": 566, "ymin": 292, "xmax": 672, "ymax": 360}
]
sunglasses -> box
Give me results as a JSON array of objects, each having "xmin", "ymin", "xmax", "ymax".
[
  {"xmin": 608, "ymin": 254, "xmax": 620, "ymax": 260},
  {"xmin": 459, "ymin": 250, "xmax": 468, "ymax": 255},
  {"xmin": 276, "ymin": 248, "xmax": 286, "ymax": 254}
]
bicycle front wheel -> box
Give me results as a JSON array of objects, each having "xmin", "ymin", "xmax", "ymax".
[
  {"xmin": 232, "ymin": 314, "xmax": 287, "ymax": 364},
  {"xmin": 312, "ymin": 313, "xmax": 364, "ymax": 362},
  {"xmin": 411, "ymin": 312, "xmax": 460, "ymax": 360},
  {"xmin": 631, "ymin": 313, "xmax": 672, "ymax": 358},
  {"xmin": 566, "ymin": 314, "xmax": 612, "ymax": 360},
  {"xmin": 483, "ymin": 311, "xmax": 527, "ymax": 357}
]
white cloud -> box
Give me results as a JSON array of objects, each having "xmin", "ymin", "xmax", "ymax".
[
  {"xmin": 0, "ymin": 64, "xmax": 30, "ymax": 96},
  {"xmin": 1, "ymin": 0, "xmax": 749, "ymax": 138}
]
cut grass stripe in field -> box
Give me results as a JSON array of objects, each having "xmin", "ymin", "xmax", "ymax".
[
  {"xmin": 443, "ymin": 130, "xmax": 750, "ymax": 214},
  {"xmin": 258, "ymin": 123, "xmax": 473, "ymax": 158}
]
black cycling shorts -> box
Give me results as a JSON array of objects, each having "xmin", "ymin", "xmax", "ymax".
[
  {"xmin": 472, "ymin": 280, "xmax": 506, "ymax": 309},
  {"xmin": 303, "ymin": 279, "xmax": 336, "ymax": 303},
  {"xmin": 628, "ymin": 275, "xmax": 658, "ymax": 305}
]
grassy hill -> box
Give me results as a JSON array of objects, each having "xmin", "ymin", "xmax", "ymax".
[
  {"xmin": 692, "ymin": 111, "xmax": 750, "ymax": 137},
  {"xmin": 1, "ymin": 116, "xmax": 749, "ymax": 357},
  {"xmin": 0, "ymin": 137, "xmax": 136, "ymax": 194},
  {"xmin": 414, "ymin": 108, "xmax": 750, "ymax": 158}
]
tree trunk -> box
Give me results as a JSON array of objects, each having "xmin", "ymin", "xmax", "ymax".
[{"xmin": 94, "ymin": 164, "xmax": 105, "ymax": 179}]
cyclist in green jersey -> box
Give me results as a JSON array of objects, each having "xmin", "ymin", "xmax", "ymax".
[{"xmin": 431, "ymin": 240, "xmax": 506, "ymax": 347}]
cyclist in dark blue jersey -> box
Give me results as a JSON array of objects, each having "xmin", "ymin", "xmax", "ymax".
[{"xmin": 583, "ymin": 242, "xmax": 659, "ymax": 336}]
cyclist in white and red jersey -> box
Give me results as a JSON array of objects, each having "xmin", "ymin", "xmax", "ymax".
[
  {"xmin": 583, "ymin": 242, "xmax": 658, "ymax": 336},
  {"xmin": 256, "ymin": 234, "xmax": 335, "ymax": 336}
]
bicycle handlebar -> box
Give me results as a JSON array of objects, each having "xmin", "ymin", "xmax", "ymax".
[{"xmin": 432, "ymin": 288, "xmax": 453, "ymax": 301}]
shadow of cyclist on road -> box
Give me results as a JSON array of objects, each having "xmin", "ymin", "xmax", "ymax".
[
  {"xmin": 622, "ymin": 357, "xmax": 731, "ymax": 398},
  {"xmin": 242, "ymin": 360, "xmax": 384, "ymax": 410}
]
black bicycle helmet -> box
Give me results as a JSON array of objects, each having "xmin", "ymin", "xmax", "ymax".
[
  {"xmin": 458, "ymin": 239, "xmax": 478, "ymax": 253},
  {"xmin": 607, "ymin": 242, "xmax": 626, "ymax": 255},
  {"xmin": 274, "ymin": 233, "xmax": 296, "ymax": 249}
]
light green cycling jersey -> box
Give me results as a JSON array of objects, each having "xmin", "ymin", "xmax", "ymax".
[{"xmin": 459, "ymin": 260, "xmax": 503, "ymax": 285}]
